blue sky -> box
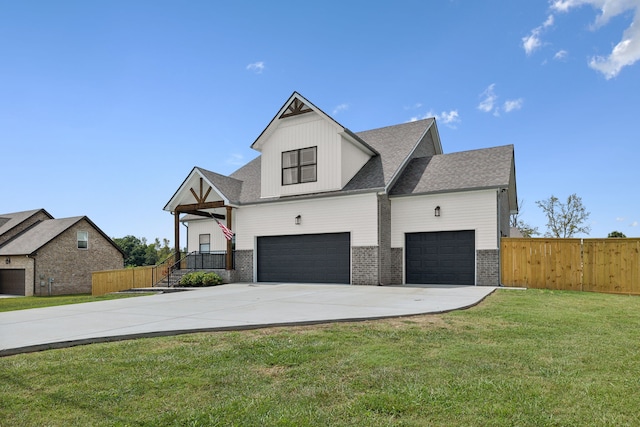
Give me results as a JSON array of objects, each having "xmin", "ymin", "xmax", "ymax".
[{"xmin": 1, "ymin": 0, "xmax": 639, "ymax": 244}]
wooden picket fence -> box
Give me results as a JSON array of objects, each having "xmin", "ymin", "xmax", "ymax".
[{"xmin": 501, "ymin": 238, "xmax": 640, "ymax": 295}]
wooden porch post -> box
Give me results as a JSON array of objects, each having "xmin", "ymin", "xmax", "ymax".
[
  {"xmin": 174, "ymin": 212, "xmax": 181, "ymax": 263},
  {"xmin": 226, "ymin": 205, "xmax": 233, "ymax": 270}
]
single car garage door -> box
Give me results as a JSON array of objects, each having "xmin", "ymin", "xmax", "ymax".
[
  {"xmin": 0, "ymin": 269, "xmax": 26, "ymax": 296},
  {"xmin": 406, "ymin": 230, "xmax": 475, "ymax": 285},
  {"xmin": 257, "ymin": 233, "xmax": 350, "ymax": 283}
]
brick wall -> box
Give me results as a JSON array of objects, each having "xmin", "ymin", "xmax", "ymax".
[
  {"xmin": 377, "ymin": 195, "xmax": 392, "ymax": 285},
  {"xmin": 234, "ymin": 249, "xmax": 254, "ymax": 282},
  {"xmin": 477, "ymin": 249, "xmax": 499, "ymax": 286},
  {"xmin": 35, "ymin": 219, "xmax": 123, "ymax": 295},
  {"xmin": 390, "ymin": 247, "xmax": 403, "ymax": 284},
  {"xmin": 352, "ymin": 246, "xmax": 379, "ymax": 285},
  {"xmin": 0, "ymin": 257, "xmax": 35, "ymax": 296}
]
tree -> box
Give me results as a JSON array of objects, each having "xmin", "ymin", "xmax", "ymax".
[
  {"xmin": 535, "ymin": 194, "xmax": 591, "ymax": 238},
  {"xmin": 113, "ymin": 235, "xmax": 173, "ymax": 267},
  {"xmin": 510, "ymin": 199, "xmax": 540, "ymax": 237},
  {"xmin": 608, "ymin": 231, "xmax": 627, "ymax": 238}
]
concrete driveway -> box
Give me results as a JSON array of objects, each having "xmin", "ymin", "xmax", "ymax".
[{"xmin": 0, "ymin": 283, "xmax": 496, "ymax": 356}]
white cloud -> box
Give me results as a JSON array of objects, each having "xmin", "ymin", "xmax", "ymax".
[
  {"xmin": 631, "ymin": 221, "xmax": 639, "ymax": 227},
  {"xmin": 522, "ymin": 32, "xmax": 543, "ymax": 55},
  {"xmin": 616, "ymin": 216, "xmax": 626, "ymax": 221},
  {"xmin": 409, "ymin": 109, "xmax": 461, "ymax": 128},
  {"xmin": 549, "ymin": 0, "xmax": 640, "ymax": 79},
  {"xmin": 504, "ymin": 98, "xmax": 524, "ymax": 112},
  {"xmin": 554, "ymin": 49, "xmax": 569, "ymax": 60},
  {"xmin": 332, "ymin": 103, "xmax": 349, "ymax": 115},
  {"xmin": 430, "ymin": 110, "xmax": 461, "ymax": 128},
  {"xmin": 478, "ymin": 85, "xmax": 523, "ymax": 116},
  {"xmin": 478, "ymin": 84, "xmax": 498, "ymax": 113},
  {"xmin": 522, "ymin": 14, "xmax": 555, "ymax": 55},
  {"xmin": 246, "ymin": 61, "xmax": 265, "ymax": 74}
]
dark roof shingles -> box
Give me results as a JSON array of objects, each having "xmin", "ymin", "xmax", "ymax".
[{"xmin": 390, "ymin": 145, "xmax": 514, "ymax": 195}]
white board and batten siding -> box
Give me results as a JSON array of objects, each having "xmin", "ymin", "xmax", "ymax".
[
  {"xmin": 391, "ymin": 189, "xmax": 499, "ymax": 250},
  {"xmin": 341, "ymin": 137, "xmax": 371, "ymax": 187},
  {"xmin": 259, "ymin": 113, "xmax": 371, "ymax": 198},
  {"xmin": 235, "ymin": 193, "xmax": 379, "ymax": 251}
]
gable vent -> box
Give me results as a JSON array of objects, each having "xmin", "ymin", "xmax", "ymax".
[{"xmin": 280, "ymin": 98, "xmax": 313, "ymax": 119}]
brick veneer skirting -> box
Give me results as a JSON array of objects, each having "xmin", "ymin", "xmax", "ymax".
[
  {"xmin": 352, "ymin": 246, "xmax": 379, "ymax": 285},
  {"xmin": 390, "ymin": 248, "xmax": 403, "ymax": 285},
  {"xmin": 476, "ymin": 249, "xmax": 500, "ymax": 286},
  {"xmin": 234, "ymin": 250, "xmax": 254, "ymax": 282}
]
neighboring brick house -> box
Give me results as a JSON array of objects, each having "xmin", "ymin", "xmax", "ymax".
[
  {"xmin": 0, "ymin": 210, "xmax": 124, "ymax": 296},
  {"xmin": 165, "ymin": 92, "xmax": 518, "ymax": 286}
]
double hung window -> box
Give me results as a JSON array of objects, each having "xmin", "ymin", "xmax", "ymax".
[
  {"xmin": 199, "ymin": 234, "xmax": 211, "ymax": 253},
  {"xmin": 77, "ymin": 231, "xmax": 88, "ymax": 249}
]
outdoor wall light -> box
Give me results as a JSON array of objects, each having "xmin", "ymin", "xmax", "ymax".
[
  {"xmin": 295, "ymin": 215, "xmax": 302, "ymax": 225},
  {"xmin": 434, "ymin": 206, "xmax": 441, "ymax": 217},
  {"xmin": 5, "ymin": 257, "xmax": 10, "ymax": 264}
]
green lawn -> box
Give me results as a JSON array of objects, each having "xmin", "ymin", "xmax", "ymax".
[
  {"xmin": 0, "ymin": 293, "xmax": 154, "ymax": 312},
  {"xmin": 1, "ymin": 289, "xmax": 639, "ymax": 426}
]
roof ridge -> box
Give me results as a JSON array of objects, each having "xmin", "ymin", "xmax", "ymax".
[{"xmin": 355, "ymin": 118, "xmax": 434, "ymax": 135}]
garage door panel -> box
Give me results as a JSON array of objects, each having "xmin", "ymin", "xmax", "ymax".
[
  {"xmin": 257, "ymin": 233, "xmax": 350, "ymax": 284},
  {"xmin": 406, "ymin": 231, "xmax": 475, "ymax": 285}
]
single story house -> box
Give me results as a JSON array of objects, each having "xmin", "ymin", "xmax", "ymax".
[
  {"xmin": 0, "ymin": 209, "xmax": 124, "ymax": 295},
  {"xmin": 164, "ymin": 92, "xmax": 517, "ymax": 286}
]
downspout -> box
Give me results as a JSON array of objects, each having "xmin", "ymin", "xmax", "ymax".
[
  {"xmin": 497, "ymin": 189, "xmax": 504, "ymax": 287},
  {"xmin": 31, "ymin": 255, "xmax": 36, "ymax": 295}
]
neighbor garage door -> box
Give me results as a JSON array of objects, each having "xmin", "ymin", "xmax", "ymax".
[
  {"xmin": 405, "ymin": 231, "xmax": 475, "ymax": 285},
  {"xmin": 0, "ymin": 269, "xmax": 26, "ymax": 296},
  {"xmin": 257, "ymin": 233, "xmax": 350, "ymax": 283}
]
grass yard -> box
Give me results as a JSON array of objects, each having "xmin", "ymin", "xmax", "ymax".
[
  {"xmin": 0, "ymin": 293, "xmax": 154, "ymax": 312},
  {"xmin": 1, "ymin": 289, "xmax": 639, "ymax": 426}
]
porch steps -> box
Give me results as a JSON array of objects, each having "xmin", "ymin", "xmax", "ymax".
[{"xmin": 154, "ymin": 269, "xmax": 191, "ymax": 288}]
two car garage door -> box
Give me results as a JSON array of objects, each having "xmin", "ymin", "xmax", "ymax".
[{"xmin": 257, "ymin": 233, "xmax": 351, "ymax": 284}]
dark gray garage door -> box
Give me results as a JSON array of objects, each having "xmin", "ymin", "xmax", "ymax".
[
  {"xmin": 0, "ymin": 269, "xmax": 26, "ymax": 296},
  {"xmin": 257, "ymin": 233, "xmax": 350, "ymax": 283},
  {"xmin": 406, "ymin": 231, "xmax": 475, "ymax": 285}
]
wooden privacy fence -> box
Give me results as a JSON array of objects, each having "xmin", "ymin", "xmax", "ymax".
[
  {"xmin": 501, "ymin": 238, "xmax": 640, "ymax": 295},
  {"xmin": 92, "ymin": 253, "xmax": 185, "ymax": 296},
  {"xmin": 92, "ymin": 266, "xmax": 155, "ymax": 296}
]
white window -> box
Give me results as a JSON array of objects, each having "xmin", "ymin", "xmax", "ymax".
[
  {"xmin": 199, "ymin": 234, "xmax": 210, "ymax": 253},
  {"xmin": 77, "ymin": 231, "xmax": 88, "ymax": 249}
]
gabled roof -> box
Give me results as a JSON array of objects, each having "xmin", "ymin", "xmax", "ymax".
[
  {"xmin": 344, "ymin": 118, "xmax": 438, "ymax": 192},
  {"xmin": 251, "ymin": 92, "xmax": 378, "ymax": 156},
  {"xmin": 0, "ymin": 209, "xmax": 53, "ymax": 238},
  {"xmin": 389, "ymin": 145, "xmax": 515, "ymax": 196},
  {"xmin": 169, "ymin": 93, "xmax": 515, "ymax": 209},
  {"xmin": 163, "ymin": 167, "xmax": 243, "ymax": 211},
  {"xmin": 180, "ymin": 118, "xmax": 446, "ymax": 205},
  {"xmin": 0, "ymin": 216, "xmax": 124, "ymax": 256}
]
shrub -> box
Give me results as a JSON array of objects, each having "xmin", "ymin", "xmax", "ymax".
[{"xmin": 179, "ymin": 272, "xmax": 223, "ymax": 287}]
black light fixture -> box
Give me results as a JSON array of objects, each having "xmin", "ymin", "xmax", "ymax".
[
  {"xmin": 434, "ymin": 206, "xmax": 441, "ymax": 217},
  {"xmin": 295, "ymin": 215, "xmax": 302, "ymax": 225},
  {"xmin": 5, "ymin": 257, "xmax": 10, "ymax": 264}
]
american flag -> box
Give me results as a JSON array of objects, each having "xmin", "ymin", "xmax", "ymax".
[{"xmin": 215, "ymin": 219, "xmax": 234, "ymax": 240}]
